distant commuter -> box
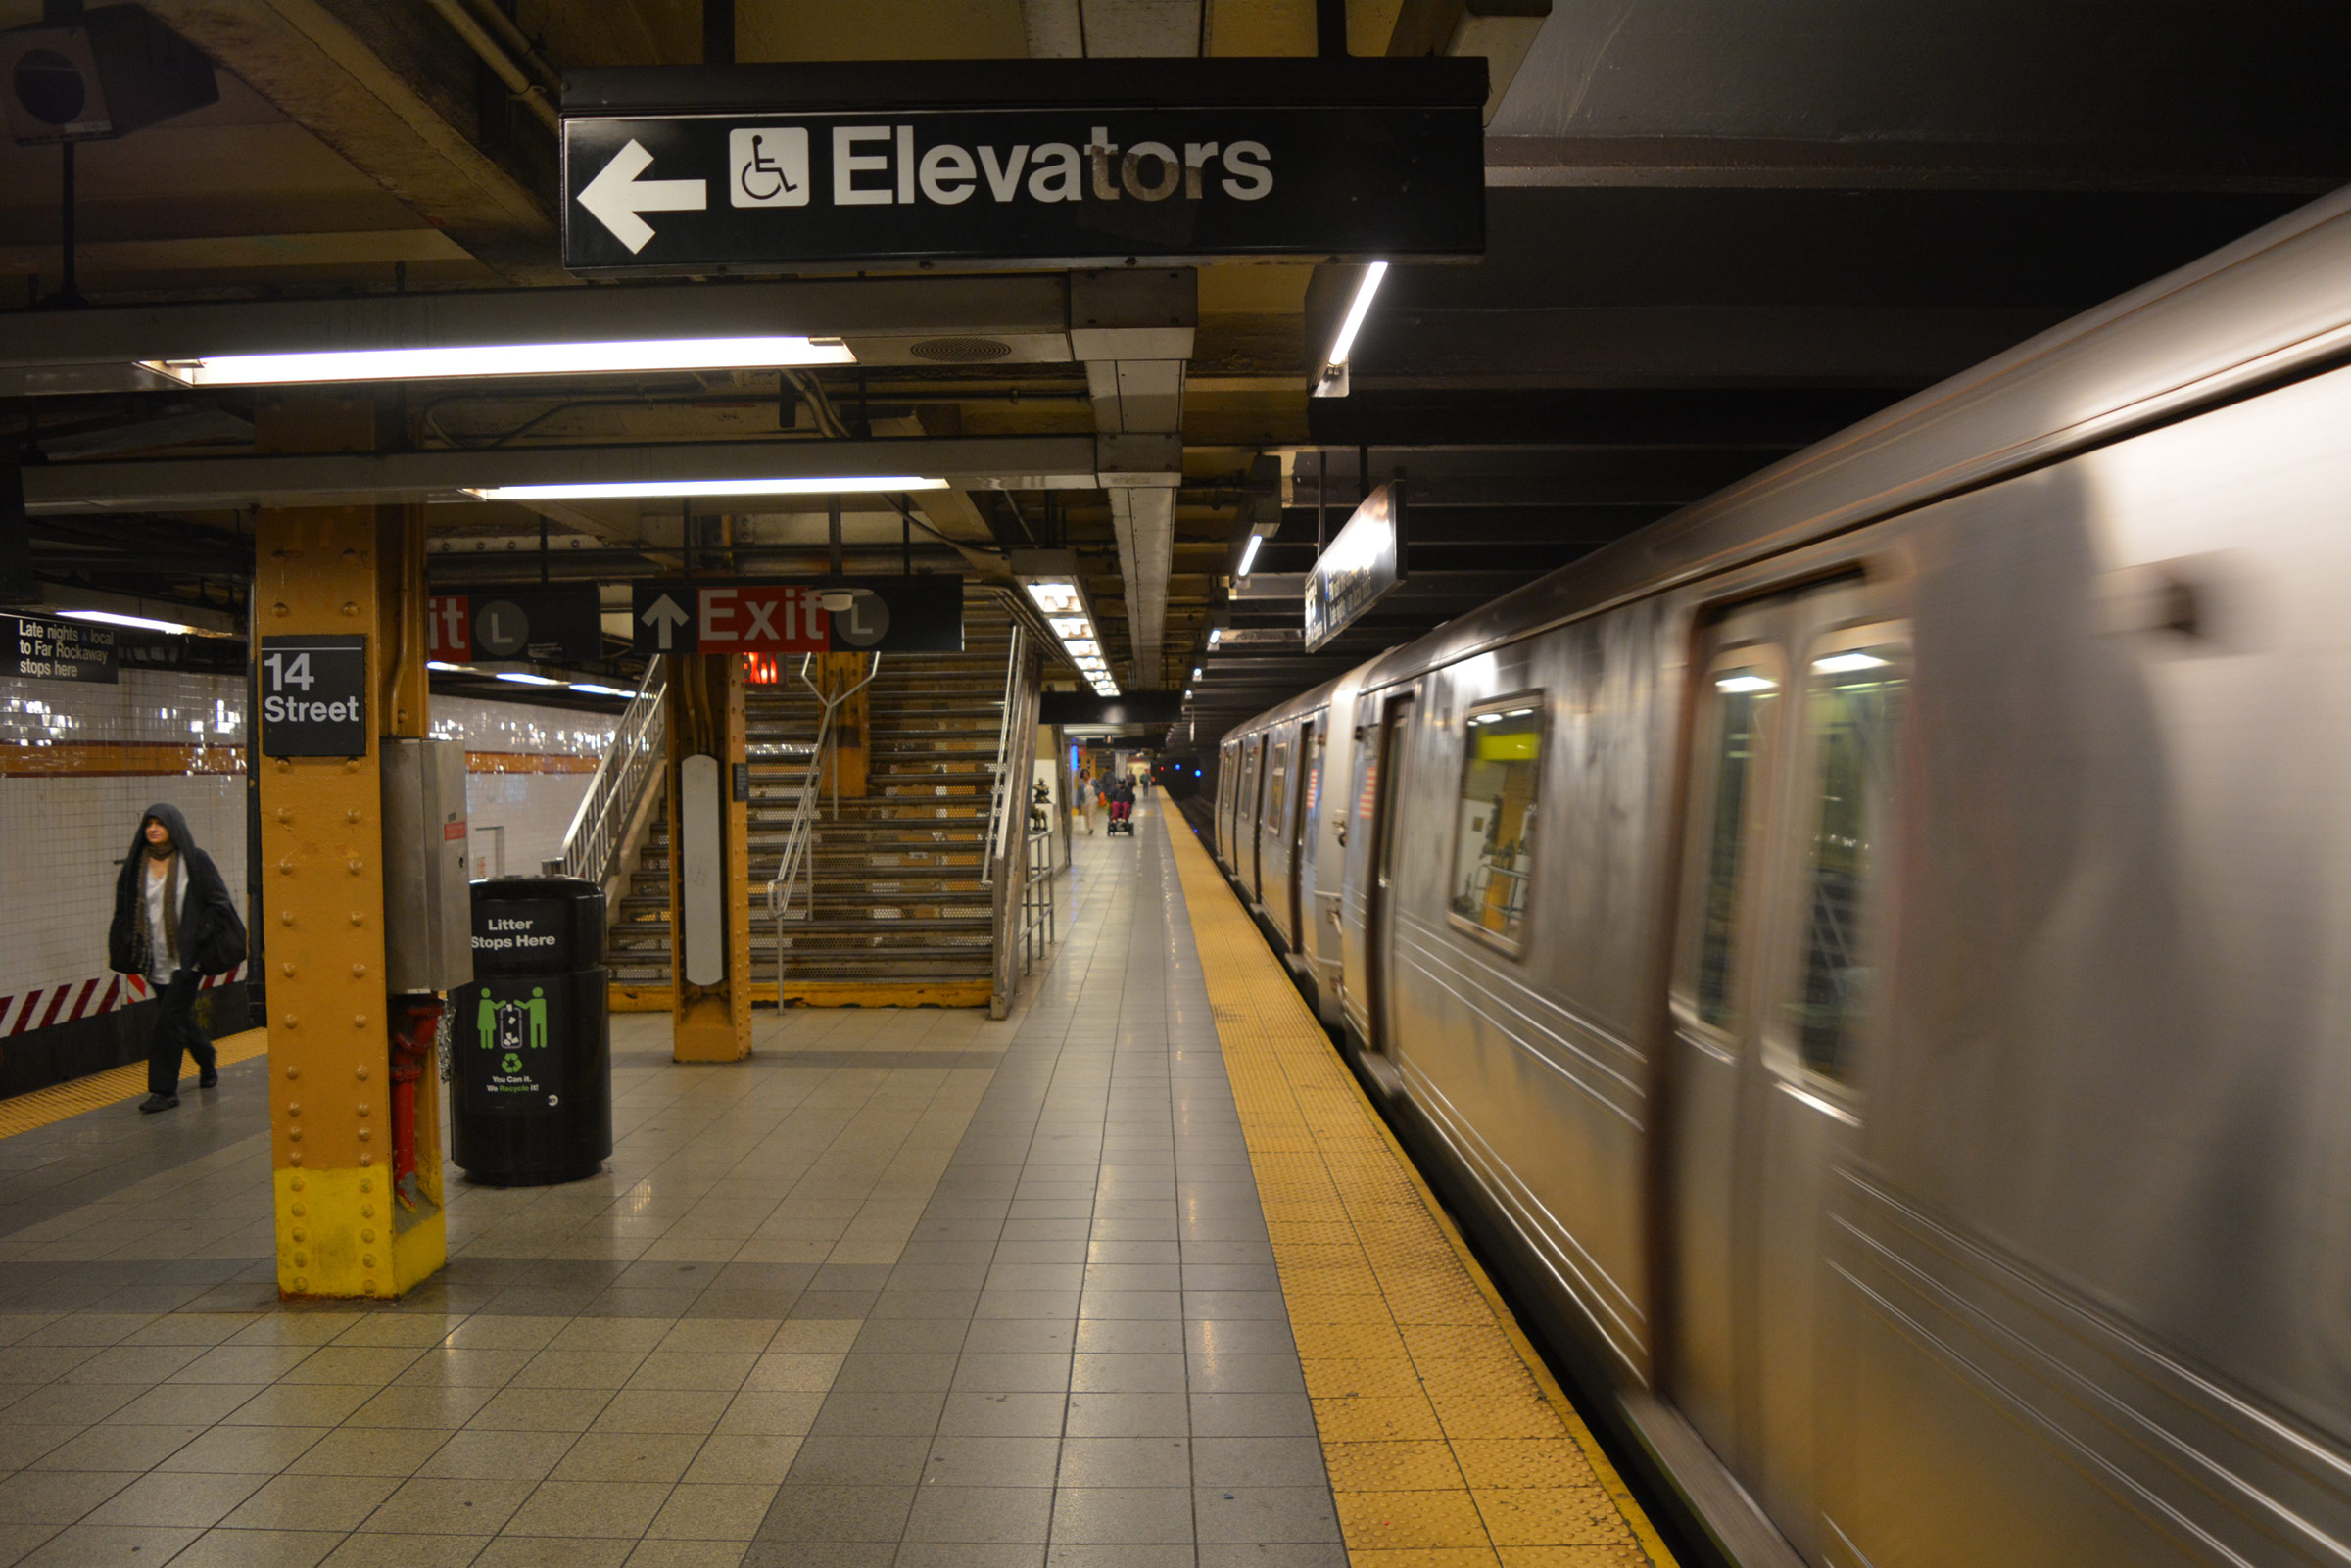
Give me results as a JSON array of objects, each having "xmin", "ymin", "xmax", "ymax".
[{"xmin": 109, "ymin": 804, "xmax": 246, "ymax": 1114}]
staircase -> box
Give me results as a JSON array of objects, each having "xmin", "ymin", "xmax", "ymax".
[{"xmin": 604, "ymin": 597, "xmax": 1018, "ymax": 1006}]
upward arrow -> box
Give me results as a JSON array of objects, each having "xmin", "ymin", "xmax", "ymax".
[
  {"xmin": 579, "ymin": 140, "xmax": 706, "ymax": 254},
  {"xmin": 641, "ymin": 594, "xmax": 691, "ymax": 650}
]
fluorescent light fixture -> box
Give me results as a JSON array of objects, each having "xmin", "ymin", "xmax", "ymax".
[
  {"xmin": 1192, "ymin": 667, "xmax": 1202, "ymax": 680},
  {"xmin": 56, "ymin": 607, "xmax": 201, "ymax": 636},
  {"xmin": 1207, "ymin": 628, "xmax": 1221, "ymax": 646},
  {"xmin": 1026, "ymin": 582, "xmax": 1081, "ymax": 614},
  {"xmin": 1237, "ymin": 533, "xmax": 1264, "ymax": 577},
  {"xmin": 569, "ymin": 682, "xmax": 634, "ymax": 697},
  {"xmin": 1326, "ymin": 261, "xmax": 1388, "ymax": 369},
  {"xmin": 1813, "ymin": 651, "xmax": 1891, "ymax": 674},
  {"xmin": 142, "ymin": 335, "xmax": 854, "ymax": 387},
  {"xmin": 1716, "ymin": 674, "xmax": 1777, "ymax": 693},
  {"xmin": 1066, "ymin": 640, "xmax": 1100, "ymax": 658},
  {"xmin": 425, "ymin": 660, "xmax": 467, "ymax": 673},
  {"xmin": 1049, "ymin": 616, "xmax": 1092, "ymax": 639},
  {"xmin": 494, "ymin": 671, "xmax": 563, "ymax": 686},
  {"xmin": 467, "ymin": 475, "xmax": 945, "ymax": 501}
]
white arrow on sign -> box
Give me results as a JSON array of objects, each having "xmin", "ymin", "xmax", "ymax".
[
  {"xmin": 640, "ymin": 594, "xmax": 692, "ymax": 650},
  {"xmin": 578, "ymin": 139, "xmax": 707, "ymax": 254}
]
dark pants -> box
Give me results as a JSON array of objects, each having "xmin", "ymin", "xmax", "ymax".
[{"xmin": 147, "ymin": 971, "xmax": 216, "ymax": 1095}]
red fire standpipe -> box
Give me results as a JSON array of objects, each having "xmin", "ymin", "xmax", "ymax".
[{"xmin": 390, "ymin": 997, "xmax": 441, "ymax": 1201}]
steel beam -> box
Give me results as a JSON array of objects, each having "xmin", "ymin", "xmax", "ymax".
[{"xmin": 22, "ymin": 436, "xmax": 1117, "ymax": 514}]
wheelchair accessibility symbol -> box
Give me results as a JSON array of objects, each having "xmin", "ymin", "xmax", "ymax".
[{"xmin": 730, "ymin": 127, "xmax": 809, "ymax": 209}]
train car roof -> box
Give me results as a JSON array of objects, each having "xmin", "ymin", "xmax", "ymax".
[
  {"xmin": 1220, "ymin": 673, "xmax": 1345, "ymax": 742},
  {"xmin": 1321, "ymin": 181, "xmax": 2351, "ymax": 700}
]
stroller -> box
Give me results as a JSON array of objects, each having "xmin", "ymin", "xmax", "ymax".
[{"xmin": 1106, "ymin": 783, "xmax": 1136, "ymax": 835}]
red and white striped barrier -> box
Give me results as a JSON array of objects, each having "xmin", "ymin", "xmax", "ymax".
[{"xmin": 0, "ymin": 965, "xmax": 247, "ymax": 1038}]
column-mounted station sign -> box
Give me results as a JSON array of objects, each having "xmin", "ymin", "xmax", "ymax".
[
  {"xmin": 560, "ymin": 59, "xmax": 1484, "ymax": 275},
  {"xmin": 630, "ymin": 576, "xmax": 963, "ymax": 656},
  {"xmin": 1305, "ymin": 481, "xmax": 1406, "ymax": 653},
  {"xmin": 259, "ymin": 634, "xmax": 368, "ymax": 758}
]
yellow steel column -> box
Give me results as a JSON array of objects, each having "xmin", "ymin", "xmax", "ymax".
[
  {"xmin": 669, "ymin": 650, "xmax": 751, "ymax": 1061},
  {"xmin": 254, "ymin": 394, "xmax": 445, "ymax": 1299}
]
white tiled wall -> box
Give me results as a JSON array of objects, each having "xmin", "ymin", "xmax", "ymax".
[
  {"xmin": 434, "ymin": 695, "xmax": 612, "ymax": 879},
  {"xmin": 0, "ymin": 669, "xmax": 250, "ymax": 999},
  {"xmin": 1, "ymin": 676, "xmax": 616, "ymax": 998}
]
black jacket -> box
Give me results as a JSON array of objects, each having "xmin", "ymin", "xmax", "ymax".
[{"xmin": 108, "ymin": 802, "xmax": 247, "ymax": 977}]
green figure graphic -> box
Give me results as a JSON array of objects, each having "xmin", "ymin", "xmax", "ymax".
[
  {"xmin": 476, "ymin": 991, "xmax": 497, "ymax": 1049},
  {"xmin": 526, "ymin": 986, "xmax": 549, "ymax": 1049}
]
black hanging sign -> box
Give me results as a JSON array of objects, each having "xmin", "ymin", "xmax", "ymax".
[
  {"xmin": 630, "ymin": 576, "xmax": 962, "ymax": 656},
  {"xmin": 559, "ymin": 59, "xmax": 1485, "ymax": 275},
  {"xmin": 1305, "ymin": 481, "xmax": 1406, "ymax": 653},
  {"xmin": 3, "ymin": 611, "xmax": 117, "ymax": 685},
  {"xmin": 426, "ymin": 586, "xmax": 603, "ymax": 665}
]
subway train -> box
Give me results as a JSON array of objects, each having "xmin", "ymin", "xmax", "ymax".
[{"xmin": 1207, "ymin": 184, "xmax": 2351, "ymax": 1567}]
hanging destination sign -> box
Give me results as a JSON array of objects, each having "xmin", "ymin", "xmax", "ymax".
[{"xmin": 559, "ymin": 59, "xmax": 1484, "ymax": 275}]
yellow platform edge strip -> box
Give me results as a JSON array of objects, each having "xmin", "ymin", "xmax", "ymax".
[
  {"xmin": 0, "ymin": 1026, "xmax": 270, "ymax": 1140},
  {"xmin": 1168, "ymin": 820, "xmax": 1676, "ymax": 1568}
]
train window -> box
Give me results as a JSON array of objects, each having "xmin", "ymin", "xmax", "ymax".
[
  {"xmin": 1779, "ymin": 635, "xmax": 1907, "ymax": 1083},
  {"xmin": 1447, "ymin": 696, "xmax": 1544, "ymax": 950},
  {"xmin": 1694, "ymin": 660, "xmax": 1778, "ymax": 1028},
  {"xmin": 1266, "ymin": 737, "xmax": 1290, "ymax": 834}
]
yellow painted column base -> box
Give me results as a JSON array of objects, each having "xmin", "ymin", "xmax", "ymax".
[
  {"xmin": 275, "ymin": 1166, "xmax": 446, "ymax": 1300},
  {"xmin": 674, "ymin": 994, "xmax": 748, "ymax": 1061}
]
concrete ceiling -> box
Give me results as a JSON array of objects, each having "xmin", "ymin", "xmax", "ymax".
[{"xmin": 5, "ymin": 0, "xmax": 2347, "ymax": 748}]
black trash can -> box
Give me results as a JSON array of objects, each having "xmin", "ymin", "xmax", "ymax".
[{"xmin": 449, "ymin": 877, "xmax": 611, "ymax": 1185}]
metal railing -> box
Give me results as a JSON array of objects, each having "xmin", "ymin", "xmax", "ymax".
[
  {"xmin": 558, "ymin": 656, "xmax": 667, "ymax": 885},
  {"xmin": 766, "ymin": 652, "xmax": 881, "ymax": 985},
  {"xmin": 978, "ymin": 622, "xmax": 1026, "ymax": 888},
  {"xmin": 1019, "ymin": 822, "xmax": 1057, "ymax": 973}
]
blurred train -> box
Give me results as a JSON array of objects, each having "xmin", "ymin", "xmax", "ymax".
[{"xmin": 1207, "ymin": 185, "xmax": 2351, "ymax": 1567}]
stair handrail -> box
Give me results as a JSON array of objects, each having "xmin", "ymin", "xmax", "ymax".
[
  {"xmin": 559, "ymin": 655, "xmax": 667, "ymax": 886},
  {"xmin": 765, "ymin": 653, "xmax": 880, "ymax": 968},
  {"xmin": 979, "ymin": 622, "xmax": 1026, "ymax": 888}
]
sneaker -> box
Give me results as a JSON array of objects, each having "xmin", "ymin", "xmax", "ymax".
[
  {"xmin": 198, "ymin": 1067, "xmax": 219, "ymax": 1089},
  {"xmin": 138, "ymin": 1094, "xmax": 179, "ymax": 1114}
]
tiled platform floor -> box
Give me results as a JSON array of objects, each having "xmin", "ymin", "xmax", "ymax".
[{"xmin": 0, "ymin": 806, "xmax": 1346, "ymax": 1567}]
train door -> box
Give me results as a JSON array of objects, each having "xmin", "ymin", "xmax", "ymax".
[
  {"xmin": 1664, "ymin": 584, "xmax": 1907, "ymax": 1560},
  {"xmin": 1261, "ymin": 731, "xmax": 1292, "ymax": 907},
  {"xmin": 1364, "ymin": 691, "xmax": 1416, "ymax": 1059},
  {"xmin": 1287, "ymin": 716, "xmax": 1321, "ymax": 952},
  {"xmin": 1236, "ymin": 736, "xmax": 1263, "ymax": 887}
]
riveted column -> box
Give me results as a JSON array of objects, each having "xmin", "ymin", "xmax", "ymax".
[
  {"xmin": 254, "ymin": 393, "xmax": 446, "ymax": 1300},
  {"xmin": 669, "ymin": 649, "xmax": 750, "ymax": 1061}
]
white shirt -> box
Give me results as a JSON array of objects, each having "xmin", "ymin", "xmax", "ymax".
[{"xmin": 144, "ymin": 859, "xmax": 180, "ymax": 981}]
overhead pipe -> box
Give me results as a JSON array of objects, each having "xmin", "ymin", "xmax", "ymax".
[{"xmin": 423, "ymin": 0, "xmax": 559, "ymax": 133}]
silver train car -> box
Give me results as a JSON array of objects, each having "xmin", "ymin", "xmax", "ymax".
[{"xmin": 1208, "ymin": 183, "xmax": 2351, "ymax": 1567}]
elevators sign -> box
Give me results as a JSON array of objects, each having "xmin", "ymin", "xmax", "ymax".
[
  {"xmin": 456, "ymin": 976, "xmax": 565, "ymax": 1113},
  {"xmin": 559, "ymin": 60, "xmax": 1484, "ymax": 273},
  {"xmin": 427, "ymin": 586, "xmax": 602, "ymax": 664},
  {"xmin": 259, "ymin": 634, "xmax": 367, "ymax": 758},
  {"xmin": 3, "ymin": 611, "xmax": 116, "ymax": 684},
  {"xmin": 1305, "ymin": 482, "xmax": 1406, "ymax": 653},
  {"xmin": 631, "ymin": 577, "xmax": 962, "ymax": 655}
]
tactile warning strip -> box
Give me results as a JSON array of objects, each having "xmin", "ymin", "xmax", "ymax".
[
  {"xmin": 1168, "ymin": 823, "xmax": 1676, "ymax": 1568},
  {"xmin": 0, "ymin": 1027, "xmax": 268, "ymax": 1140}
]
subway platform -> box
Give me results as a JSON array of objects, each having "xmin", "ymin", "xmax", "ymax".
[{"xmin": 0, "ymin": 805, "xmax": 1669, "ymax": 1568}]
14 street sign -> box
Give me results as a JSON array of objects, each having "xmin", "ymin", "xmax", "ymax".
[
  {"xmin": 630, "ymin": 578, "xmax": 962, "ymax": 656},
  {"xmin": 559, "ymin": 60, "xmax": 1483, "ymax": 275}
]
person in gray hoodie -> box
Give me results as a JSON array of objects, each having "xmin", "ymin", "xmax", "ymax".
[{"xmin": 108, "ymin": 803, "xmax": 246, "ymax": 1113}]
